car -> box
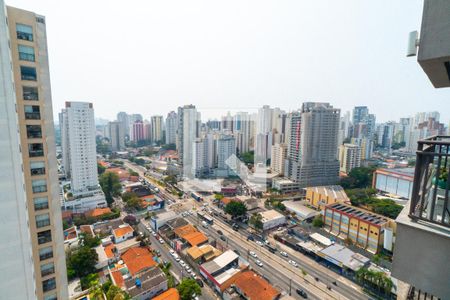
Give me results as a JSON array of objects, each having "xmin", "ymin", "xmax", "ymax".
[
  {"xmin": 191, "ymin": 274, "xmax": 197, "ymax": 280},
  {"xmin": 175, "ymin": 257, "xmax": 180, "ymax": 262},
  {"xmin": 152, "ymin": 232, "xmax": 157, "ymax": 237},
  {"xmin": 256, "ymin": 241, "xmax": 264, "ymax": 246},
  {"xmin": 187, "ymin": 269, "xmax": 192, "ymax": 274},
  {"xmin": 247, "ymin": 235, "xmax": 255, "ymax": 241},
  {"xmin": 288, "ymin": 260, "xmax": 298, "ymax": 267},
  {"xmin": 264, "ymin": 239, "xmax": 270, "ymax": 244},
  {"xmin": 185, "ymin": 265, "xmax": 190, "ymax": 270},
  {"xmin": 179, "ymin": 260, "xmax": 186, "ymax": 267},
  {"xmin": 201, "ymin": 221, "xmax": 208, "ymax": 228},
  {"xmin": 195, "ymin": 279, "xmax": 204, "ymax": 287},
  {"xmin": 220, "ymin": 235, "xmax": 226, "ymax": 241},
  {"xmin": 159, "ymin": 238, "xmax": 165, "ymax": 244},
  {"xmin": 255, "ymin": 260, "xmax": 263, "ymax": 267},
  {"xmin": 280, "ymin": 251, "xmax": 288, "ymax": 257},
  {"xmin": 217, "ymin": 230, "xmax": 223, "ymax": 235},
  {"xmin": 296, "ymin": 289, "xmax": 308, "ymax": 298},
  {"xmin": 249, "ymin": 251, "xmax": 258, "ymax": 258},
  {"xmin": 169, "ymin": 249, "xmax": 175, "ymax": 255},
  {"xmin": 155, "ymin": 250, "xmax": 161, "ymax": 257}
]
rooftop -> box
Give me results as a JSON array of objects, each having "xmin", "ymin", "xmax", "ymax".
[
  {"xmin": 85, "ymin": 207, "xmax": 112, "ymax": 218},
  {"xmin": 375, "ymin": 167, "xmax": 415, "ymax": 180},
  {"xmin": 152, "ymin": 288, "xmax": 180, "ymax": 300},
  {"xmin": 187, "ymin": 244, "xmax": 221, "ymax": 260},
  {"xmin": 327, "ymin": 202, "xmax": 390, "ymax": 225},
  {"xmin": 125, "ymin": 268, "xmax": 167, "ymax": 298},
  {"xmin": 306, "ymin": 185, "xmax": 349, "ymax": 201},
  {"xmin": 260, "ymin": 209, "xmax": 285, "ymax": 222},
  {"xmin": 231, "ymin": 270, "xmax": 280, "ymax": 300},
  {"xmin": 165, "ymin": 217, "xmax": 189, "ymax": 229},
  {"xmin": 283, "ymin": 201, "xmax": 320, "ymax": 219},
  {"xmin": 182, "ymin": 231, "xmax": 208, "ymax": 247},
  {"xmin": 121, "ymin": 247, "xmax": 157, "ymax": 276},
  {"xmin": 113, "ymin": 224, "xmax": 134, "ymax": 238},
  {"xmin": 309, "ymin": 233, "xmax": 333, "ymax": 247},
  {"xmin": 318, "ymin": 244, "xmax": 370, "ymax": 271},
  {"xmin": 173, "ymin": 224, "xmax": 197, "ymax": 237},
  {"xmin": 201, "ymin": 250, "xmax": 239, "ymax": 274}
]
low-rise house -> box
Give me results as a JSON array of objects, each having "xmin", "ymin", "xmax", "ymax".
[
  {"xmin": 121, "ymin": 247, "xmax": 157, "ymax": 276},
  {"xmin": 150, "ymin": 211, "xmax": 178, "ymax": 230},
  {"xmin": 223, "ymin": 270, "xmax": 280, "ymax": 300},
  {"xmin": 93, "ymin": 218, "xmax": 124, "ymax": 236},
  {"xmin": 125, "ymin": 268, "xmax": 168, "ymax": 300},
  {"xmin": 186, "ymin": 244, "xmax": 222, "ymax": 264},
  {"xmin": 95, "ymin": 242, "xmax": 118, "ymax": 269},
  {"xmin": 140, "ymin": 195, "xmax": 165, "ymax": 211},
  {"xmin": 113, "ymin": 224, "xmax": 134, "ymax": 243},
  {"xmin": 84, "ymin": 207, "xmax": 112, "ymax": 218},
  {"xmin": 152, "ymin": 288, "xmax": 180, "ymax": 300},
  {"xmin": 260, "ymin": 209, "xmax": 286, "ymax": 230},
  {"xmin": 173, "ymin": 224, "xmax": 208, "ymax": 249}
]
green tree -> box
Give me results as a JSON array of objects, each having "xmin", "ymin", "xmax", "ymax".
[
  {"xmin": 214, "ymin": 193, "xmax": 224, "ymax": 201},
  {"xmin": 312, "ymin": 215, "xmax": 324, "ymax": 227},
  {"xmin": 249, "ymin": 213, "xmax": 263, "ymax": 231},
  {"xmin": 240, "ymin": 151, "xmax": 254, "ymax": 165},
  {"xmin": 341, "ymin": 166, "xmax": 376, "ymax": 189},
  {"xmin": 106, "ymin": 284, "xmax": 130, "ymax": 300},
  {"xmin": 80, "ymin": 273, "xmax": 99, "ymax": 290},
  {"xmin": 67, "ymin": 246, "xmax": 98, "ymax": 280},
  {"xmin": 79, "ymin": 233, "xmax": 101, "ymax": 248},
  {"xmin": 99, "ymin": 172, "xmax": 122, "ymax": 206},
  {"xmin": 177, "ymin": 278, "xmax": 202, "ymax": 300},
  {"xmin": 224, "ymin": 201, "xmax": 247, "ymax": 219},
  {"xmin": 126, "ymin": 196, "xmax": 141, "ymax": 210},
  {"xmin": 98, "ymin": 163, "xmax": 106, "ymax": 175}
]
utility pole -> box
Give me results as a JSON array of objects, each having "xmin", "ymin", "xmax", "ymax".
[{"xmin": 289, "ymin": 278, "xmax": 292, "ymax": 296}]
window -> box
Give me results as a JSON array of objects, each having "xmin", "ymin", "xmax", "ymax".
[
  {"xmin": 34, "ymin": 197, "xmax": 49, "ymax": 210},
  {"xmin": 37, "ymin": 230, "xmax": 52, "ymax": 245},
  {"xmin": 42, "ymin": 277, "xmax": 56, "ymax": 292},
  {"xmin": 40, "ymin": 262, "xmax": 55, "ymax": 277},
  {"xmin": 24, "ymin": 105, "xmax": 40, "ymax": 120},
  {"xmin": 18, "ymin": 44, "xmax": 35, "ymax": 61},
  {"xmin": 23, "ymin": 86, "xmax": 38, "ymax": 100},
  {"xmin": 32, "ymin": 179, "xmax": 47, "ymax": 193},
  {"xmin": 26, "ymin": 125, "xmax": 42, "ymax": 139},
  {"xmin": 43, "ymin": 295, "xmax": 56, "ymax": 300},
  {"xmin": 36, "ymin": 213, "xmax": 50, "ymax": 228},
  {"xmin": 39, "ymin": 246, "xmax": 53, "ymax": 261},
  {"xmin": 30, "ymin": 161, "xmax": 45, "ymax": 176},
  {"xmin": 20, "ymin": 66, "xmax": 37, "ymax": 81},
  {"xmin": 16, "ymin": 23, "xmax": 33, "ymax": 41},
  {"xmin": 28, "ymin": 143, "xmax": 44, "ymax": 157}
]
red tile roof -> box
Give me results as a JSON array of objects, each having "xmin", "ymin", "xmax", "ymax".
[
  {"xmin": 152, "ymin": 288, "xmax": 180, "ymax": 300},
  {"xmin": 104, "ymin": 244, "xmax": 116, "ymax": 259},
  {"xmin": 121, "ymin": 247, "xmax": 157, "ymax": 276},
  {"xmin": 111, "ymin": 269, "xmax": 125, "ymax": 288},
  {"xmin": 231, "ymin": 271, "xmax": 280, "ymax": 300},
  {"xmin": 113, "ymin": 225, "xmax": 134, "ymax": 238},
  {"xmin": 85, "ymin": 207, "xmax": 112, "ymax": 218},
  {"xmin": 182, "ymin": 231, "xmax": 208, "ymax": 247}
]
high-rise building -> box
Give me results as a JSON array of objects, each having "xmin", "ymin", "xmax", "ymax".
[
  {"xmin": 131, "ymin": 120, "xmax": 145, "ymax": 142},
  {"xmin": 217, "ymin": 135, "xmax": 236, "ymax": 175},
  {"xmin": 271, "ymin": 143, "xmax": 287, "ymax": 175},
  {"xmin": 151, "ymin": 115, "xmax": 164, "ymax": 143},
  {"xmin": 350, "ymin": 137, "xmax": 373, "ymax": 160},
  {"xmin": 107, "ymin": 121, "xmax": 125, "ymax": 151},
  {"xmin": 233, "ymin": 112, "xmax": 251, "ymax": 154},
  {"xmin": 129, "ymin": 113, "xmax": 143, "ymax": 137},
  {"xmin": 117, "ymin": 111, "xmax": 130, "ymax": 138},
  {"xmin": 177, "ymin": 105, "xmax": 199, "ymax": 178},
  {"xmin": 165, "ymin": 111, "xmax": 177, "ymax": 145},
  {"xmin": 1, "ymin": 3, "xmax": 67, "ymax": 298},
  {"xmin": 339, "ymin": 143, "xmax": 361, "ymax": 174},
  {"xmin": 286, "ymin": 102, "xmax": 340, "ymax": 188},
  {"xmin": 143, "ymin": 120, "xmax": 152, "ymax": 141}
]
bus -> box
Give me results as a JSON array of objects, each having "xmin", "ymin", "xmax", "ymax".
[
  {"xmin": 265, "ymin": 244, "xmax": 277, "ymax": 254},
  {"xmin": 191, "ymin": 192, "xmax": 203, "ymax": 202},
  {"xmin": 197, "ymin": 211, "xmax": 214, "ymax": 225}
]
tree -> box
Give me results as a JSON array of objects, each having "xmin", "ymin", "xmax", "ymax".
[
  {"xmin": 80, "ymin": 273, "xmax": 99, "ymax": 290},
  {"xmin": 177, "ymin": 278, "xmax": 202, "ymax": 300},
  {"xmin": 126, "ymin": 196, "xmax": 141, "ymax": 210},
  {"xmin": 98, "ymin": 163, "xmax": 106, "ymax": 175},
  {"xmin": 79, "ymin": 233, "xmax": 101, "ymax": 248},
  {"xmin": 123, "ymin": 215, "xmax": 138, "ymax": 225},
  {"xmin": 99, "ymin": 172, "xmax": 122, "ymax": 206},
  {"xmin": 224, "ymin": 201, "xmax": 247, "ymax": 219},
  {"xmin": 128, "ymin": 168, "xmax": 139, "ymax": 177},
  {"xmin": 249, "ymin": 213, "xmax": 263, "ymax": 231},
  {"xmin": 240, "ymin": 151, "xmax": 254, "ymax": 165},
  {"xmin": 340, "ymin": 166, "xmax": 376, "ymax": 189},
  {"xmin": 214, "ymin": 193, "xmax": 224, "ymax": 201},
  {"xmin": 312, "ymin": 215, "xmax": 324, "ymax": 228},
  {"xmin": 106, "ymin": 285, "xmax": 130, "ymax": 300},
  {"xmin": 67, "ymin": 246, "xmax": 98, "ymax": 280}
]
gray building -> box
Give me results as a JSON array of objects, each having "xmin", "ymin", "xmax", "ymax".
[
  {"xmin": 165, "ymin": 111, "xmax": 177, "ymax": 145},
  {"xmin": 107, "ymin": 121, "xmax": 125, "ymax": 151},
  {"xmin": 177, "ymin": 105, "xmax": 200, "ymax": 178},
  {"xmin": 285, "ymin": 102, "xmax": 340, "ymax": 188},
  {"xmin": 117, "ymin": 112, "xmax": 130, "ymax": 139},
  {"xmin": 217, "ymin": 135, "xmax": 236, "ymax": 173}
]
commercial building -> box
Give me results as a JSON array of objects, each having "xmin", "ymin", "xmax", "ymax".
[
  {"xmin": 0, "ymin": 3, "xmax": 67, "ymax": 298},
  {"xmin": 283, "ymin": 201, "xmax": 320, "ymax": 220},
  {"xmin": 350, "ymin": 137, "xmax": 373, "ymax": 160},
  {"xmin": 131, "ymin": 120, "xmax": 145, "ymax": 142},
  {"xmin": 324, "ymin": 203, "xmax": 394, "ymax": 253},
  {"xmin": 372, "ymin": 168, "xmax": 414, "ymax": 199},
  {"xmin": 317, "ymin": 244, "xmax": 370, "ymax": 272},
  {"xmin": 106, "ymin": 121, "xmax": 125, "ymax": 151},
  {"xmin": 285, "ymin": 102, "xmax": 340, "ymax": 188},
  {"xmin": 271, "ymin": 143, "xmax": 287, "ymax": 175},
  {"xmin": 233, "ymin": 111, "xmax": 251, "ymax": 154},
  {"xmin": 260, "ymin": 209, "xmax": 286, "ymax": 230},
  {"xmin": 305, "ymin": 185, "xmax": 350, "ymax": 210},
  {"xmin": 165, "ymin": 111, "xmax": 177, "ymax": 145},
  {"xmin": 61, "ymin": 101, "xmax": 106, "ymax": 212},
  {"xmin": 272, "ymin": 177, "xmax": 299, "ymax": 193},
  {"xmin": 151, "ymin": 115, "xmax": 164, "ymax": 143},
  {"xmin": 339, "ymin": 143, "xmax": 361, "ymax": 174}
]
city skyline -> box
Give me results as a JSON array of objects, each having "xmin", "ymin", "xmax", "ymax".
[{"xmin": 6, "ymin": 0, "xmax": 450, "ymax": 123}]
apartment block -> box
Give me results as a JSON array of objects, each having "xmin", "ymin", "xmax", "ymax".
[
  {"xmin": 339, "ymin": 143, "xmax": 361, "ymax": 174},
  {"xmin": 107, "ymin": 121, "xmax": 125, "ymax": 151},
  {"xmin": 270, "ymin": 143, "xmax": 287, "ymax": 175},
  {"xmin": 324, "ymin": 203, "xmax": 394, "ymax": 253},
  {"xmin": 1, "ymin": 3, "xmax": 67, "ymax": 298}
]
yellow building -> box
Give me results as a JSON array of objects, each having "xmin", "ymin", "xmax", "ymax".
[
  {"xmin": 305, "ymin": 185, "xmax": 349, "ymax": 210},
  {"xmin": 324, "ymin": 203, "xmax": 395, "ymax": 253}
]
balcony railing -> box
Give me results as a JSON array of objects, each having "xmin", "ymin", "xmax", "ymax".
[{"xmin": 409, "ymin": 136, "xmax": 450, "ymax": 228}]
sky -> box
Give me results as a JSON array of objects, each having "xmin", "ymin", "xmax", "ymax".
[{"xmin": 7, "ymin": 0, "xmax": 450, "ymax": 124}]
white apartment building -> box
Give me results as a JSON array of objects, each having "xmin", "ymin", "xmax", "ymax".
[
  {"xmin": 165, "ymin": 111, "xmax": 177, "ymax": 144},
  {"xmin": 217, "ymin": 135, "xmax": 236, "ymax": 175},
  {"xmin": 271, "ymin": 143, "xmax": 287, "ymax": 175},
  {"xmin": 61, "ymin": 101, "xmax": 106, "ymax": 212},
  {"xmin": 339, "ymin": 143, "xmax": 361, "ymax": 174},
  {"xmin": 177, "ymin": 105, "xmax": 200, "ymax": 178}
]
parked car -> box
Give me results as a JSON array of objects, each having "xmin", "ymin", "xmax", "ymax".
[
  {"xmin": 256, "ymin": 241, "xmax": 264, "ymax": 246},
  {"xmin": 247, "ymin": 235, "xmax": 254, "ymax": 241},
  {"xmin": 233, "ymin": 249, "xmax": 240, "ymax": 256},
  {"xmin": 296, "ymin": 289, "xmax": 308, "ymax": 298},
  {"xmin": 196, "ymin": 279, "xmax": 204, "ymax": 287},
  {"xmin": 217, "ymin": 230, "xmax": 223, "ymax": 235},
  {"xmin": 159, "ymin": 238, "xmax": 165, "ymax": 244},
  {"xmin": 220, "ymin": 235, "xmax": 226, "ymax": 241}
]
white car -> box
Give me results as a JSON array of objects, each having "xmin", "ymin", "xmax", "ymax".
[
  {"xmin": 152, "ymin": 232, "xmax": 157, "ymax": 237},
  {"xmin": 255, "ymin": 260, "xmax": 263, "ymax": 267},
  {"xmin": 175, "ymin": 257, "xmax": 180, "ymax": 262},
  {"xmin": 186, "ymin": 268, "xmax": 192, "ymax": 274},
  {"xmin": 179, "ymin": 260, "xmax": 186, "ymax": 267},
  {"xmin": 280, "ymin": 251, "xmax": 288, "ymax": 257},
  {"xmin": 256, "ymin": 241, "xmax": 264, "ymax": 246},
  {"xmin": 169, "ymin": 249, "xmax": 175, "ymax": 255},
  {"xmin": 249, "ymin": 251, "xmax": 258, "ymax": 258},
  {"xmin": 288, "ymin": 260, "xmax": 298, "ymax": 267},
  {"xmin": 159, "ymin": 238, "xmax": 165, "ymax": 244},
  {"xmin": 191, "ymin": 274, "xmax": 197, "ymax": 280},
  {"xmin": 185, "ymin": 265, "xmax": 190, "ymax": 271}
]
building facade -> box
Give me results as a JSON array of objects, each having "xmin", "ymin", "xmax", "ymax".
[
  {"xmin": 107, "ymin": 121, "xmax": 125, "ymax": 151},
  {"xmin": 165, "ymin": 111, "xmax": 177, "ymax": 145},
  {"xmin": 1, "ymin": 3, "xmax": 67, "ymax": 298},
  {"xmin": 270, "ymin": 143, "xmax": 287, "ymax": 175},
  {"xmin": 339, "ymin": 143, "xmax": 361, "ymax": 174},
  {"xmin": 151, "ymin": 115, "xmax": 164, "ymax": 143}
]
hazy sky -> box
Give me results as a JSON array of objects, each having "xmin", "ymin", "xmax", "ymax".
[{"xmin": 7, "ymin": 0, "xmax": 450, "ymax": 123}]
